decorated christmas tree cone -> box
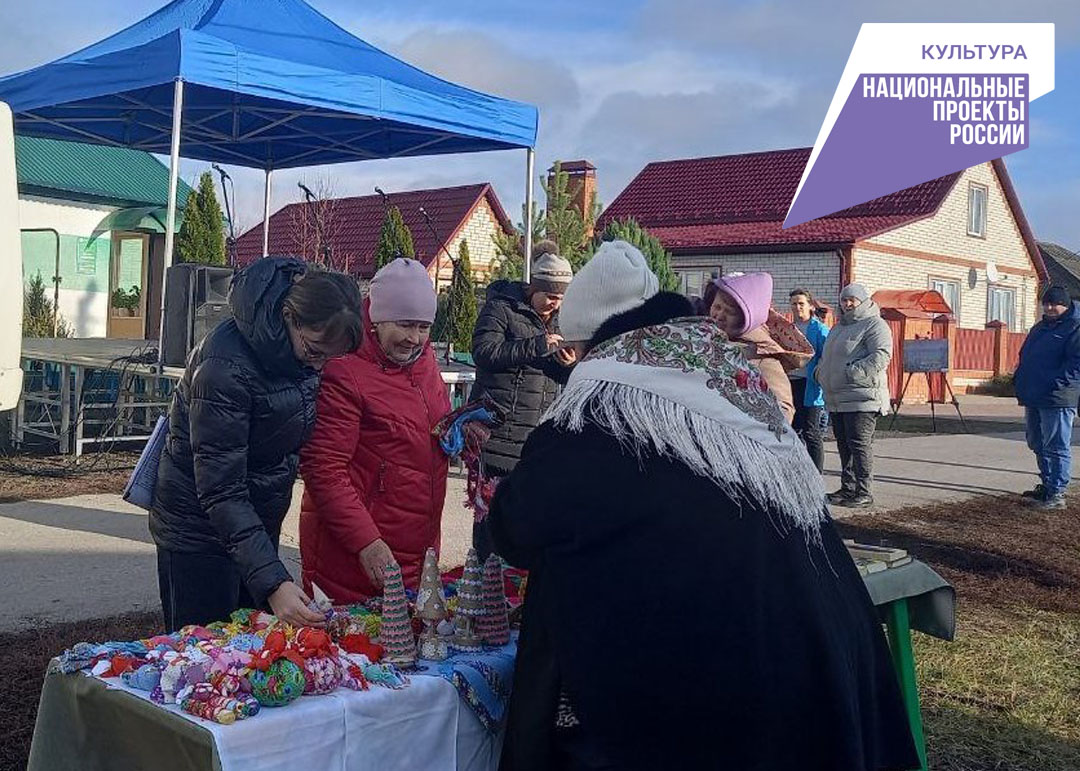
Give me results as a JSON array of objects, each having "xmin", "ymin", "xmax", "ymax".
[
  {"xmin": 479, "ymin": 554, "xmax": 511, "ymax": 646},
  {"xmin": 379, "ymin": 561, "xmax": 417, "ymax": 668},
  {"xmin": 416, "ymin": 548, "xmax": 448, "ymax": 623},
  {"xmin": 452, "ymin": 548, "xmax": 485, "ymax": 652},
  {"xmin": 416, "ymin": 548, "xmax": 450, "ymax": 660}
]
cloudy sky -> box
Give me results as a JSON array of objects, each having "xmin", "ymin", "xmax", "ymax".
[{"xmin": 3, "ymin": 0, "xmax": 1079, "ymax": 245}]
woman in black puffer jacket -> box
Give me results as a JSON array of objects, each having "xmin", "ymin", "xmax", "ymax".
[
  {"xmin": 469, "ymin": 244, "xmax": 576, "ymax": 559},
  {"xmin": 150, "ymin": 257, "xmax": 362, "ymax": 630}
]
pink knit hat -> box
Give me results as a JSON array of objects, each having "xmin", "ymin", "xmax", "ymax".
[
  {"xmin": 714, "ymin": 272, "xmax": 773, "ymax": 336},
  {"xmin": 368, "ymin": 258, "xmax": 437, "ymax": 324}
]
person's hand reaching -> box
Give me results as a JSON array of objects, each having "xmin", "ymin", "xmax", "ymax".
[
  {"xmin": 359, "ymin": 539, "xmax": 396, "ymax": 589},
  {"xmin": 268, "ymin": 581, "xmax": 326, "ymax": 628}
]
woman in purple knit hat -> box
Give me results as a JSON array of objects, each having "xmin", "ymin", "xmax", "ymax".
[{"xmin": 703, "ymin": 272, "xmax": 813, "ymax": 423}]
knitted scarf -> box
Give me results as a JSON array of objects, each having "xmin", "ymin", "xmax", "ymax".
[{"xmin": 544, "ymin": 318, "xmax": 826, "ymax": 534}]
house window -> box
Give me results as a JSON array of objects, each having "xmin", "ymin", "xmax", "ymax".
[
  {"xmin": 929, "ymin": 278, "xmax": 960, "ymax": 321},
  {"xmin": 679, "ymin": 268, "xmax": 720, "ymax": 299},
  {"xmin": 988, "ymin": 286, "xmax": 1016, "ymax": 330},
  {"xmin": 968, "ymin": 184, "xmax": 988, "ymax": 237},
  {"xmin": 683, "ymin": 271, "xmax": 703, "ymax": 298}
]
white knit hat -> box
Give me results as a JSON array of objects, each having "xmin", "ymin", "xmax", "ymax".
[{"xmin": 559, "ymin": 240, "xmax": 659, "ymax": 342}]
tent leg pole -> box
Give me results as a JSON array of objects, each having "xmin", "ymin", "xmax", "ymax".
[
  {"xmin": 158, "ymin": 78, "xmax": 184, "ymax": 367},
  {"xmin": 262, "ymin": 169, "xmax": 273, "ymax": 257},
  {"xmin": 523, "ymin": 147, "xmax": 534, "ymax": 284}
]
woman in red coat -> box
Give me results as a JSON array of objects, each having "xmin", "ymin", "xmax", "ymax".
[{"xmin": 299, "ymin": 258, "xmax": 452, "ymax": 602}]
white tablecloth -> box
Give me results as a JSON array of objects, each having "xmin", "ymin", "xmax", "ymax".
[{"xmin": 93, "ymin": 673, "xmax": 501, "ymax": 771}]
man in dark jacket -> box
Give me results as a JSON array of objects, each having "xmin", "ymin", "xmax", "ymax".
[
  {"xmin": 470, "ymin": 242, "xmax": 575, "ymax": 558},
  {"xmin": 1014, "ymin": 285, "xmax": 1080, "ymax": 510},
  {"xmin": 151, "ymin": 258, "xmax": 362, "ymax": 629}
]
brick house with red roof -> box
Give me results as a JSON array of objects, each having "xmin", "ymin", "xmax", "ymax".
[
  {"xmin": 599, "ymin": 148, "xmax": 1047, "ymax": 332},
  {"xmin": 234, "ymin": 183, "xmax": 514, "ymax": 288}
]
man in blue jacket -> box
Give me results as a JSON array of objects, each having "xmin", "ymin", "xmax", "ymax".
[{"xmin": 1014, "ymin": 285, "xmax": 1080, "ymax": 510}]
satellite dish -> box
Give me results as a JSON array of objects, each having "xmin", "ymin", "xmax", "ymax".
[{"xmin": 986, "ymin": 261, "xmax": 1001, "ymax": 283}]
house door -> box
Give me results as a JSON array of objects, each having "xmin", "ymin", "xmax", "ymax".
[{"xmin": 107, "ymin": 232, "xmax": 149, "ymax": 339}]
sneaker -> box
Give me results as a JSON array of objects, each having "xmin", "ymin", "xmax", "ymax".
[
  {"xmin": 1034, "ymin": 494, "xmax": 1066, "ymax": 511},
  {"xmin": 827, "ymin": 490, "xmax": 854, "ymax": 505},
  {"xmin": 846, "ymin": 494, "xmax": 875, "ymax": 508},
  {"xmin": 1021, "ymin": 484, "xmax": 1046, "ymax": 500}
]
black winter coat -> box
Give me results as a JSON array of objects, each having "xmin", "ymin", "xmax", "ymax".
[
  {"xmin": 489, "ymin": 420, "xmax": 919, "ymax": 771},
  {"xmin": 470, "ymin": 281, "xmax": 572, "ymax": 473},
  {"xmin": 150, "ymin": 258, "xmax": 318, "ymax": 605},
  {"xmin": 1015, "ymin": 301, "xmax": 1080, "ymax": 408}
]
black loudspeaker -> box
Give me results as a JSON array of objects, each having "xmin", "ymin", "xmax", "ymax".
[{"xmin": 162, "ymin": 264, "xmax": 234, "ymax": 367}]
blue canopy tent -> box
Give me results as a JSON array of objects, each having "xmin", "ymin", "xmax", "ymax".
[{"xmin": 0, "ymin": 0, "xmax": 540, "ymax": 343}]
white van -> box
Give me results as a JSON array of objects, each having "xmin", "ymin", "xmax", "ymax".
[{"xmin": 0, "ymin": 101, "xmax": 23, "ymax": 410}]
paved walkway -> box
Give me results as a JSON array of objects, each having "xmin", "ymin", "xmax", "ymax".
[
  {"xmin": 825, "ymin": 429, "xmax": 1051, "ymax": 513},
  {"xmin": 0, "ymin": 476, "xmax": 474, "ymax": 632},
  {"xmin": 0, "ymin": 396, "xmax": 1062, "ymax": 631}
]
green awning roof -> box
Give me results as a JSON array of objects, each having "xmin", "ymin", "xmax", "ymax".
[{"xmin": 15, "ymin": 135, "xmax": 192, "ymax": 209}]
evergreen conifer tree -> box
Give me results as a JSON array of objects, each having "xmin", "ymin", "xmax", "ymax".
[
  {"xmin": 592, "ymin": 218, "xmax": 679, "ymax": 291},
  {"xmin": 447, "ymin": 241, "xmax": 478, "ymax": 352},
  {"xmin": 176, "ymin": 171, "xmax": 226, "ymax": 265},
  {"xmin": 374, "ymin": 206, "xmax": 415, "ymax": 270},
  {"xmin": 22, "ymin": 271, "xmax": 71, "ymax": 337}
]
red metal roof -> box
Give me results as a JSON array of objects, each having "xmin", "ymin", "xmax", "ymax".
[
  {"xmin": 234, "ymin": 183, "xmax": 513, "ymax": 278},
  {"xmin": 597, "ymin": 147, "xmax": 961, "ymax": 251}
]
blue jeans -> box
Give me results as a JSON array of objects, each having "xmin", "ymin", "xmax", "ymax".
[{"xmin": 1025, "ymin": 406, "xmax": 1076, "ymax": 496}]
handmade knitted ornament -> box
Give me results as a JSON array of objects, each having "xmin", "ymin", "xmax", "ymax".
[
  {"xmin": 340, "ymin": 633, "xmax": 384, "ymax": 662},
  {"xmin": 227, "ymin": 634, "xmax": 264, "ymax": 653},
  {"xmin": 249, "ymin": 659, "xmax": 306, "ymax": 707},
  {"xmin": 303, "ymin": 656, "xmax": 344, "ymax": 695},
  {"xmin": 327, "ymin": 611, "xmax": 353, "ymax": 641},
  {"xmin": 342, "ymin": 604, "xmax": 380, "ymax": 635},
  {"xmin": 121, "ymin": 663, "xmax": 162, "ymax": 692},
  {"xmin": 363, "ymin": 662, "xmax": 410, "ymax": 689},
  {"xmin": 179, "ymin": 681, "xmax": 259, "ymax": 724},
  {"xmin": 181, "ymin": 695, "xmax": 237, "ymax": 725},
  {"xmin": 210, "ymin": 671, "xmax": 255, "ymax": 704}
]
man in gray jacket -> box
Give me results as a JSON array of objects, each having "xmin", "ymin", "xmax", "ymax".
[{"xmin": 816, "ymin": 284, "xmax": 893, "ymax": 507}]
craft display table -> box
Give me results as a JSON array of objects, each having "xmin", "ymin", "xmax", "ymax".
[
  {"xmin": 864, "ymin": 559, "xmax": 956, "ymax": 771},
  {"xmin": 29, "ymin": 660, "xmax": 503, "ymax": 771},
  {"xmin": 27, "ymin": 561, "xmax": 953, "ymax": 771}
]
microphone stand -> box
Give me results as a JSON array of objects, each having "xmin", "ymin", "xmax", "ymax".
[
  {"xmin": 420, "ymin": 207, "xmax": 460, "ymax": 366},
  {"xmin": 213, "ymin": 164, "xmax": 237, "ymax": 267},
  {"xmin": 298, "ymin": 183, "xmax": 331, "ymax": 268}
]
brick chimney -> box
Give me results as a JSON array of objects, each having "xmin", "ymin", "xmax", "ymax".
[{"xmin": 548, "ymin": 160, "xmax": 597, "ymax": 239}]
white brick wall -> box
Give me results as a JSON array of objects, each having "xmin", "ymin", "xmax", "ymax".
[
  {"xmin": 858, "ymin": 162, "xmax": 1038, "ymax": 330},
  {"xmin": 673, "ymin": 251, "xmax": 841, "ymax": 307},
  {"xmin": 853, "ymin": 246, "xmax": 1037, "ymax": 331},
  {"xmin": 433, "ymin": 199, "xmax": 506, "ymax": 286}
]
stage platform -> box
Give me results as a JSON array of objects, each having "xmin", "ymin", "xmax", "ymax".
[{"xmin": 12, "ymin": 338, "xmax": 475, "ymax": 456}]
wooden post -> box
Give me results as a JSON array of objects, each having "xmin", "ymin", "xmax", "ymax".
[{"xmin": 986, "ymin": 320, "xmax": 1008, "ymax": 376}]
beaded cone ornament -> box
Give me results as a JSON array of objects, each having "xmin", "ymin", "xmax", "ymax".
[
  {"xmin": 379, "ymin": 562, "xmax": 417, "ymax": 668},
  {"xmin": 415, "ymin": 548, "xmax": 450, "ymax": 660},
  {"xmin": 452, "ymin": 549, "xmax": 484, "ymax": 652},
  {"xmin": 478, "ymin": 554, "xmax": 511, "ymax": 646}
]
